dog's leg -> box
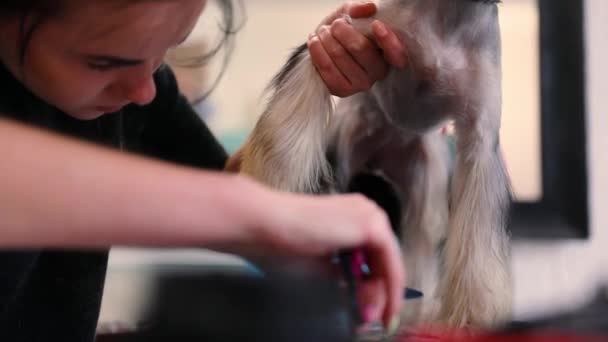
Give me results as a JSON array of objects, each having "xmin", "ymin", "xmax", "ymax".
[
  {"xmin": 403, "ymin": 133, "xmax": 451, "ymax": 327},
  {"xmin": 437, "ymin": 58, "xmax": 513, "ymax": 329},
  {"xmin": 328, "ymin": 104, "xmax": 452, "ymax": 328},
  {"xmin": 370, "ymin": 131, "xmax": 451, "ymax": 328}
]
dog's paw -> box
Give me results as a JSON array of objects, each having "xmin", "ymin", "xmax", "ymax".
[
  {"xmin": 436, "ymin": 253, "xmax": 513, "ymax": 330},
  {"xmin": 436, "ymin": 293, "xmax": 512, "ymax": 331}
]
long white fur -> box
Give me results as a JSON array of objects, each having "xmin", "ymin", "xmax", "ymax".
[
  {"xmin": 239, "ymin": 0, "xmax": 513, "ymax": 330},
  {"xmin": 240, "ymin": 53, "xmax": 333, "ymax": 193}
]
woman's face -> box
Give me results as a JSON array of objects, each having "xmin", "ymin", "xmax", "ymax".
[{"xmin": 0, "ymin": 0, "xmax": 207, "ymax": 120}]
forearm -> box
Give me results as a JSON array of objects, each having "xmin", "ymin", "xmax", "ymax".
[{"xmin": 0, "ymin": 119, "xmax": 269, "ymax": 249}]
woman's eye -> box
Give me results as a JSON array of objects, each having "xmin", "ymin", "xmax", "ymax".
[{"xmin": 87, "ymin": 61, "xmax": 114, "ymax": 71}]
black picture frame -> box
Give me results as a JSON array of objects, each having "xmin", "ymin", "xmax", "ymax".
[{"xmin": 508, "ymin": 0, "xmax": 589, "ymax": 240}]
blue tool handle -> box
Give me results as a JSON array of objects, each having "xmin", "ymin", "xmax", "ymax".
[{"xmin": 404, "ymin": 287, "xmax": 424, "ymax": 300}]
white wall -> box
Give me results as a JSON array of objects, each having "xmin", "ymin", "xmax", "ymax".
[{"xmin": 510, "ymin": 0, "xmax": 608, "ymax": 319}]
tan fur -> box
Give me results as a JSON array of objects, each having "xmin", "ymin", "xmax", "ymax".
[
  {"xmin": 240, "ymin": 55, "xmax": 333, "ymax": 193},
  {"xmin": 238, "ymin": 0, "xmax": 513, "ymax": 331}
]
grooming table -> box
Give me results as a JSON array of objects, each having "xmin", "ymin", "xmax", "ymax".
[{"xmin": 95, "ymin": 264, "xmax": 608, "ymax": 342}]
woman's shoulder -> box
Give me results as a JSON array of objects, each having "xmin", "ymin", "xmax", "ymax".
[
  {"xmin": 140, "ymin": 64, "xmax": 182, "ymax": 113},
  {"xmin": 126, "ymin": 63, "xmax": 197, "ymax": 120},
  {"xmin": 154, "ymin": 64, "xmax": 180, "ymax": 95},
  {"xmin": 122, "ymin": 64, "xmax": 228, "ymax": 170}
]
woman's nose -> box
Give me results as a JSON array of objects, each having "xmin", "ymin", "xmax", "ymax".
[
  {"xmin": 119, "ymin": 60, "xmax": 162, "ymax": 106},
  {"xmin": 125, "ymin": 74, "xmax": 157, "ymax": 106}
]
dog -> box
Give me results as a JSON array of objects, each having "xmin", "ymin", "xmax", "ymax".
[{"xmin": 236, "ymin": 0, "xmax": 512, "ymax": 330}]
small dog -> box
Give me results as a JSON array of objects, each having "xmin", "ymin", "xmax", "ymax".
[{"xmin": 238, "ymin": 0, "xmax": 512, "ymax": 330}]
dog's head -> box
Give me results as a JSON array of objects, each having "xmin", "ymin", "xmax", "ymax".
[{"xmin": 352, "ymin": 0, "xmax": 502, "ymax": 132}]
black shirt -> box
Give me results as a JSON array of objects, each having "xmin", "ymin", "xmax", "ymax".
[{"xmin": 0, "ymin": 62, "xmax": 228, "ymax": 342}]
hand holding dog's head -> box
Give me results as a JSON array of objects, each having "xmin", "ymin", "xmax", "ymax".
[{"xmin": 348, "ymin": 0, "xmax": 502, "ymax": 132}]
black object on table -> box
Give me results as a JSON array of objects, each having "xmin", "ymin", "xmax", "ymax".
[{"xmin": 98, "ymin": 268, "xmax": 358, "ymax": 342}]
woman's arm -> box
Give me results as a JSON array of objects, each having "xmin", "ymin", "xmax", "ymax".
[
  {"xmin": 0, "ymin": 118, "xmax": 260, "ymax": 249},
  {"xmin": 0, "ymin": 118, "xmax": 404, "ymax": 328}
]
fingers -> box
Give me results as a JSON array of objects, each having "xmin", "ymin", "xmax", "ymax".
[
  {"xmin": 371, "ymin": 20, "xmax": 408, "ymax": 69},
  {"xmin": 331, "ymin": 18, "xmax": 389, "ymax": 82},
  {"xmin": 310, "ymin": 1, "xmax": 382, "ymax": 97},
  {"xmin": 384, "ymin": 238, "xmax": 405, "ymax": 331},
  {"xmin": 347, "ymin": 196, "xmax": 405, "ymax": 329},
  {"xmin": 310, "ymin": 2, "xmax": 408, "ymax": 97},
  {"xmin": 345, "ymin": 196, "xmax": 405, "ymax": 329},
  {"xmin": 368, "ymin": 215, "xmax": 405, "ymax": 329},
  {"xmin": 347, "ymin": 1, "xmax": 377, "ymax": 19},
  {"xmin": 309, "ymin": 18, "xmax": 387, "ymax": 97},
  {"xmin": 276, "ymin": 192, "xmax": 405, "ymax": 330},
  {"xmin": 308, "ymin": 33, "xmax": 354, "ymax": 98},
  {"xmin": 357, "ymin": 279, "xmax": 385, "ymax": 323},
  {"xmin": 309, "ymin": 22, "xmax": 372, "ymax": 97}
]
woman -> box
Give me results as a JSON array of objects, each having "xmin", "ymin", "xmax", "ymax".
[{"xmin": 0, "ymin": 1, "xmax": 408, "ymax": 341}]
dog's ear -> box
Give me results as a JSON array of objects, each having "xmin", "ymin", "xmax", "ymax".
[{"xmin": 346, "ymin": 172, "xmax": 403, "ymax": 239}]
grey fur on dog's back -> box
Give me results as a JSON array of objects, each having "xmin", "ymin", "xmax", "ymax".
[{"xmin": 239, "ymin": 0, "xmax": 512, "ymax": 330}]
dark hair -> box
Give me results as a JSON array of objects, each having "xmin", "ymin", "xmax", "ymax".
[
  {"xmin": 0, "ymin": 0, "xmax": 245, "ymax": 98},
  {"xmin": 0, "ymin": 0, "xmax": 63, "ymax": 63},
  {"xmin": 170, "ymin": 0, "xmax": 246, "ymax": 101}
]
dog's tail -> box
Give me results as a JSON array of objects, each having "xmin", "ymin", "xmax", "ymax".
[{"xmin": 239, "ymin": 44, "xmax": 333, "ymax": 193}]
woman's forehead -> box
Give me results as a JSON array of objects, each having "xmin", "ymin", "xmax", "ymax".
[{"xmin": 56, "ymin": 0, "xmax": 206, "ymax": 55}]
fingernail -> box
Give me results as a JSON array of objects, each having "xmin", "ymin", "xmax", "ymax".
[
  {"xmin": 373, "ymin": 21, "xmax": 388, "ymax": 38},
  {"xmin": 342, "ymin": 14, "xmax": 353, "ymax": 25},
  {"xmin": 362, "ymin": 305, "xmax": 377, "ymax": 323},
  {"xmin": 388, "ymin": 315, "xmax": 401, "ymax": 335},
  {"xmin": 357, "ymin": 1, "xmax": 375, "ymax": 7}
]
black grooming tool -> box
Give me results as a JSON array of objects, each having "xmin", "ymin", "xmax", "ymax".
[
  {"xmin": 338, "ymin": 252, "xmax": 358, "ymax": 325},
  {"xmin": 346, "ymin": 171, "xmax": 403, "ymax": 239},
  {"xmin": 132, "ymin": 267, "xmax": 358, "ymax": 342}
]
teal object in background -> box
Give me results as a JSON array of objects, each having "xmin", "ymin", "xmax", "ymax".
[
  {"xmin": 218, "ymin": 129, "xmax": 458, "ymax": 159},
  {"xmin": 195, "ymin": 100, "xmax": 250, "ymax": 155},
  {"xmin": 218, "ymin": 130, "xmax": 250, "ymax": 154}
]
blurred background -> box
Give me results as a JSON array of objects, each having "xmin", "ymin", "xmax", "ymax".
[{"xmin": 98, "ymin": 0, "xmax": 608, "ymax": 332}]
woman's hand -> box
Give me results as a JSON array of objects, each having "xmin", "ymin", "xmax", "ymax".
[
  {"xmin": 223, "ymin": 153, "xmax": 405, "ymax": 329},
  {"xmin": 0, "ymin": 118, "xmax": 404, "ymax": 329},
  {"xmin": 248, "ymin": 184, "xmax": 406, "ymax": 330},
  {"xmin": 308, "ymin": 1, "xmax": 408, "ymax": 97}
]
